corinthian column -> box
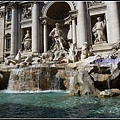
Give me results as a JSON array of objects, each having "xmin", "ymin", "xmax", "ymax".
[
  {"xmin": 72, "ymin": 16, "xmax": 77, "ymax": 44},
  {"xmin": 106, "ymin": 2, "xmax": 120, "ymax": 44},
  {"xmin": 69, "ymin": 22, "xmax": 72, "ymax": 39},
  {"xmin": 32, "ymin": 2, "xmax": 39, "ymax": 53},
  {"xmin": 43, "ymin": 20, "xmax": 47, "ymax": 52},
  {"xmin": 77, "ymin": 1, "xmax": 87, "ymax": 48},
  {"xmin": 11, "ymin": 3, "xmax": 18, "ymax": 55}
]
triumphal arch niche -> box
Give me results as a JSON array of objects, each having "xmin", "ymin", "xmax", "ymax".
[{"xmin": 41, "ymin": 2, "xmax": 77, "ymax": 52}]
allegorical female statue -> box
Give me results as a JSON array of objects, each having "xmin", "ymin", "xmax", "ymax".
[
  {"xmin": 22, "ymin": 30, "xmax": 32, "ymax": 51},
  {"xmin": 92, "ymin": 17, "xmax": 106, "ymax": 44}
]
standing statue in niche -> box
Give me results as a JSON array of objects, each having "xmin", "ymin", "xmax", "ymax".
[
  {"xmin": 92, "ymin": 17, "xmax": 106, "ymax": 44},
  {"xmin": 22, "ymin": 30, "xmax": 32, "ymax": 51},
  {"xmin": 49, "ymin": 23, "xmax": 66, "ymax": 52}
]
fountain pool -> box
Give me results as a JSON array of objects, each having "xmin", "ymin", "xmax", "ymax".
[{"xmin": 0, "ymin": 90, "xmax": 120, "ymax": 118}]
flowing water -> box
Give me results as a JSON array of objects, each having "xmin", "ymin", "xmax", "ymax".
[
  {"xmin": 0, "ymin": 90, "xmax": 120, "ymax": 118},
  {"xmin": 69, "ymin": 76, "xmax": 74, "ymax": 91},
  {"xmin": 2, "ymin": 65, "xmax": 120, "ymax": 118},
  {"xmin": 7, "ymin": 66, "xmax": 60, "ymax": 91}
]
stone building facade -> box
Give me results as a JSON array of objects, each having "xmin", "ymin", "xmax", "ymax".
[{"xmin": 0, "ymin": 1, "xmax": 120, "ymax": 62}]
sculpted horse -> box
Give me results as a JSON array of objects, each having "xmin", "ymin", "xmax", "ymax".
[{"xmin": 4, "ymin": 49, "xmax": 22, "ymax": 65}]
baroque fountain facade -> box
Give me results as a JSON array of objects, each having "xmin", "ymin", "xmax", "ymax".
[{"xmin": 0, "ymin": 1, "xmax": 120, "ymax": 97}]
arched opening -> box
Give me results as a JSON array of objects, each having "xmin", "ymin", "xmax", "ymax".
[
  {"xmin": 46, "ymin": 2, "xmax": 71, "ymax": 50},
  {"xmin": 46, "ymin": 2, "xmax": 71, "ymax": 20}
]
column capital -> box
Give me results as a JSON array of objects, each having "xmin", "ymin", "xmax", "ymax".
[
  {"xmin": 9, "ymin": 2, "xmax": 17, "ymax": 9},
  {"xmin": 68, "ymin": 21, "xmax": 72, "ymax": 25},
  {"xmin": 31, "ymin": 2, "xmax": 38, "ymax": 7},
  {"xmin": 71, "ymin": 16, "xmax": 76, "ymax": 20},
  {"xmin": 69, "ymin": 10, "xmax": 77, "ymax": 20},
  {"xmin": 41, "ymin": 19, "xmax": 47, "ymax": 25}
]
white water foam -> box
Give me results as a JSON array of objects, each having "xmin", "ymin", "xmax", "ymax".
[{"xmin": 0, "ymin": 89, "xmax": 69, "ymax": 94}]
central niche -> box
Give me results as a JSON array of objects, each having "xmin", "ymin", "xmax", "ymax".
[{"xmin": 46, "ymin": 2, "xmax": 71, "ymax": 20}]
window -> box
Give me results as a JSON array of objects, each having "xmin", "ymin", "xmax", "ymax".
[
  {"xmin": 6, "ymin": 38, "xmax": 11, "ymax": 50},
  {"xmin": 5, "ymin": 33, "xmax": 11, "ymax": 51},
  {"xmin": 7, "ymin": 9, "xmax": 12, "ymax": 21}
]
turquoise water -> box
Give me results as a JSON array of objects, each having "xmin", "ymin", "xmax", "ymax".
[{"xmin": 0, "ymin": 90, "xmax": 120, "ymax": 118}]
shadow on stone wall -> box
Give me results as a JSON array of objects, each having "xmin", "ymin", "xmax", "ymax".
[
  {"xmin": 94, "ymin": 74, "xmax": 120, "ymax": 91},
  {"xmin": 0, "ymin": 71, "xmax": 10, "ymax": 90}
]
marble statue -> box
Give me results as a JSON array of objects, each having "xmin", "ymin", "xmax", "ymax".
[
  {"xmin": 81, "ymin": 42, "xmax": 89, "ymax": 60},
  {"xmin": 22, "ymin": 7, "xmax": 31, "ymax": 19},
  {"xmin": 49, "ymin": 23, "xmax": 66, "ymax": 51},
  {"xmin": 67, "ymin": 43, "xmax": 77, "ymax": 63},
  {"xmin": 107, "ymin": 48, "xmax": 118, "ymax": 59},
  {"xmin": 17, "ymin": 53, "xmax": 34, "ymax": 68},
  {"xmin": 4, "ymin": 49, "xmax": 22, "ymax": 65},
  {"xmin": 22, "ymin": 30, "xmax": 32, "ymax": 51},
  {"xmin": 24, "ymin": 54, "xmax": 34, "ymax": 64},
  {"xmin": 4, "ymin": 49, "xmax": 34, "ymax": 66},
  {"xmin": 4, "ymin": 56, "xmax": 11, "ymax": 65},
  {"xmin": 14, "ymin": 49, "xmax": 22, "ymax": 62},
  {"xmin": 53, "ymin": 49, "xmax": 67, "ymax": 61},
  {"xmin": 88, "ymin": 45, "xmax": 95, "ymax": 56},
  {"xmin": 47, "ymin": 50, "xmax": 54, "ymax": 61},
  {"xmin": 92, "ymin": 17, "xmax": 106, "ymax": 44},
  {"xmin": 41, "ymin": 51, "xmax": 54, "ymax": 63}
]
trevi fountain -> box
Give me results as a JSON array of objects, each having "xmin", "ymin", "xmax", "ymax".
[{"xmin": 1, "ymin": 22, "xmax": 120, "ymax": 118}]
